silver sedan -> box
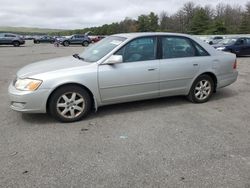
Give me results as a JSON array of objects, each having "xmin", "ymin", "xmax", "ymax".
[{"xmin": 8, "ymin": 33, "xmax": 238, "ymax": 122}]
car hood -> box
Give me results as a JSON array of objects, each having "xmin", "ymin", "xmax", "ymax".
[{"xmin": 17, "ymin": 56, "xmax": 91, "ymax": 78}]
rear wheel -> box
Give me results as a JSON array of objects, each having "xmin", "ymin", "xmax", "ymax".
[
  {"xmin": 187, "ymin": 75, "xmax": 214, "ymax": 103},
  {"xmin": 48, "ymin": 85, "xmax": 92, "ymax": 122},
  {"xmin": 13, "ymin": 41, "xmax": 20, "ymax": 47}
]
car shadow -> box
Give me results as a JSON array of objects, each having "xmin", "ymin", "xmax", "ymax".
[
  {"xmin": 210, "ymin": 88, "xmax": 238, "ymax": 101},
  {"xmin": 21, "ymin": 88, "xmax": 238, "ymax": 124},
  {"xmin": 237, "ymin": 56, "xmax": 250, "ymax": 58},
  {"xmin": 21, "ymin": 113, "xmax": 56, "ymax": 124}
]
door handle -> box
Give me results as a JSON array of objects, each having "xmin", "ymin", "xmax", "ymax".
[
  {"xmin": 193, "ymin": 64, "xmax": 198, "ymax": 66},
  {"xmin": 148, "ymin": 68, "xmax": 157, "ymax": 71}
]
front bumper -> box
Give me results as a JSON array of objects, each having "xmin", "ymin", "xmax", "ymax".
[{"xmin": 8, "ymin": 83, "xmax": 51, "ymax": 113}]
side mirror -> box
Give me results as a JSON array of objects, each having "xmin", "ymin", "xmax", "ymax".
[{"xmin": 103, "ymin": 55, "xmax": 123, "ymax": 65}]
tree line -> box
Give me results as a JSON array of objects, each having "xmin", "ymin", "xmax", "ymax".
[{"xmin": 54, "ymin": 1, "xmax": 250, "ymax": 36}]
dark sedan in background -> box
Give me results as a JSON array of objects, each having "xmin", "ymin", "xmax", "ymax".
[
  {"xmin": 33, "ymin": 36, "xmax": 55, "ymax": 44},
  {"xmin": 213, "ymin": 37, "xmax": 250, "ymax": 56},
  {"xmin": 59, "ymin": 34, "xmax": 92, "ymax": 47},
  {"xmin": 0, "ymin": 33, "xmax": 25, "ymax": 47}
]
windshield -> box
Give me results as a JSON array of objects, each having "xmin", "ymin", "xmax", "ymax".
[
  {"xmin": 80, "ymin": 36, "xmax": 126, "ymax": 62},
  {"xmin": 218, "ymin": 38, "xmax": 237, "ymax": 45}
]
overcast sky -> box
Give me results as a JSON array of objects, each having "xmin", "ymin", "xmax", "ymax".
[{"xmin": 0, "ymin": 0, "xmax": 249, "ymax": 29}]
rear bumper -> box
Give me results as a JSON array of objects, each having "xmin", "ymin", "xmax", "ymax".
[
  {"xmin": 8, "ymin": 84, "xmax": 50, "ymax": 113},
  {"xmin": 217, "ymin": 71, "xmax": 238, "ymax": 89}
]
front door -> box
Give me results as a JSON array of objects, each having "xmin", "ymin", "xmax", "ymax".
[{"xmin": 98, "ymin": 37, "xmax": 160, "ymax": 104}]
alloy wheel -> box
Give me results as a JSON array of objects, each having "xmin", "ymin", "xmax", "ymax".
[
  {"xmin": 194, "ymin": 80, "xmax": 212, "ymax": 100},
  {"xmin": 56, "ymin": 92, "xmax": 85, "ymax": 119}
]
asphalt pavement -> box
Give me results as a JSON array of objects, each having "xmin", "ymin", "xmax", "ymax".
[{"xmin": 0, "ymin": 41, "xmax": 249, "ymax": 188}]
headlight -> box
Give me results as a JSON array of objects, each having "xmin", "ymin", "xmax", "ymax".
[
  {"xmin": 14, "ymin": 78, "xmax": 42, "ymax": 91},
  {"xmin": 216, "ymin": 47, "xmax": 226, "ymax": 51}
]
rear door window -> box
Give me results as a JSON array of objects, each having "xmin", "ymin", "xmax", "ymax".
[
  {"xmin": 162, "ymin": 37, "xmax": 196, "ymax": 59},
  {"xmin": 246, "ymin": 38, "xmax": 250, "ymax": 45}
]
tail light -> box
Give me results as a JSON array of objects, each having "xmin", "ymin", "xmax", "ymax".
[{"xmin": 233, "ymin": 59, "xmax": 237, "ymax": 69}]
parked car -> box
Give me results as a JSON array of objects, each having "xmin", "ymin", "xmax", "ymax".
[
  {"xmin": 33, "ymin": 36, "xmax": 55, "ymax": 44},
  {"xmin": 205, "ymin": 36, "xmax": 224, "ymax": 45},
  {"xmin": 91, "ymin": 36, "xmax": 105, "ymax": 43},
  {"xmin": 213, "ymin": 37, "xmax": 250, "ymax": 56},
  {"xmin": 8, "ymin": 33, "xmax": 238, "ymax": 122},
  {"xmin": 24, "ymin": 35, "xmax": 35, "ymax": 40},
  {"xmin": 59, "ymin": 34, "xmax": 91, "ymax": 46},
  {"xmin": 0, "ymin": 33, "xmax": 25, "ymax": 47}
]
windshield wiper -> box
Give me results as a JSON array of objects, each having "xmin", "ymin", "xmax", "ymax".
[{"xmin": 73, "ymin": 54, "xmax": 85, "ymax": 61}]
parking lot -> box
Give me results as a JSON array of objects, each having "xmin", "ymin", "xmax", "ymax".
[{"xmin": 0, "ymin": 41, "xmax": 249, "ymax": 187}]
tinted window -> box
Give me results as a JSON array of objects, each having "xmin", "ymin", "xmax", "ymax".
[
  {"xmin": 214, "ymin": 36, "xmax": 223, "ymax": 40},
  {"xmin": 4, "ymin": 34, "xmax": 16, "ymax": 37},
  {"xmin": 246, "ymin": 38, "xmax": 250, "ymax": 45},
  {"xmin": 115, "ymin": 37, "xmax": 157, "ymax": 62},
  {"xmin": 236, "ymin": 38, "xmax": 246, "ymax": 45},
  {"xmin": 162, "ymin": 37, "xmax": 196, "ymax": 59}
]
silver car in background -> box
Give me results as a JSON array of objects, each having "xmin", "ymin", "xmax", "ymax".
[{"xmin": 8, "ymin": 33, "xmax": 238, "ymax": 122}]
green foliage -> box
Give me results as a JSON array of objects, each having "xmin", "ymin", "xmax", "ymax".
[
  {"xmin": 190, "ymin": 8, "xmax": 211, "ymax": 34},
  {"xmin": 138, "ymin": 12, "xmax": 159, "ymax": 32},
  {"xmin": 208, "ymin": 19, "xmax": 227, "ymax": 34},
  {"xmin": 239, "ymin": 2, "xmax": 250, "ymax": 34}
]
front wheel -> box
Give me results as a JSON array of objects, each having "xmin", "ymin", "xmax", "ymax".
[
  {"xmin": 187, "ymin": 75, "xmax": 214, "ymax": 103},
  {"xmin": 48, "ymin": 85, "xmax": 92, "ymax": 122}
]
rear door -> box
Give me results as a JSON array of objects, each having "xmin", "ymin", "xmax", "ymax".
[
  {"xmin": 236, "ymin": 38, "xmax": 248, "ymax": 55},
  {"xmin": 159, "ymin": 36, "xmax": 209, "ymax": 96}
]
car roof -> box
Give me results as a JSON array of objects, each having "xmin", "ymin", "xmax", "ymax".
[{"xmin": 113, "ymin": 32, "xmax": 191, "ymax": 39}]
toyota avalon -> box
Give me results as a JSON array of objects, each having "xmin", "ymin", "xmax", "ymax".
[{"xmin": 8, "ymin": 33, "xmax": 238, "ymax": 122}]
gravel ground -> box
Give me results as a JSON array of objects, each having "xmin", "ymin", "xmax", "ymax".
[{"xmin": 0, "ymin": 41, "xmax": 249, "ymax": 188}]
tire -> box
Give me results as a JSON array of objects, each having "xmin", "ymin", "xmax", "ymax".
[
  {"xmin": 12, "ymin": 41, "xmax": 20, "ymax": 47},
  {"xmin": 63, "ymin": 41, "xmax": 70, "ymax": 46},
  {"xmin": 82, "ymin": 41, "xmax": 89, "ymax": 47},
  {"xmin": 48, "ymin": 85, "xmax": 92, "ymax": 122},
  {"xmin": 187, "ymin": 75, "xmax": 214, "ymax": 103}
]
